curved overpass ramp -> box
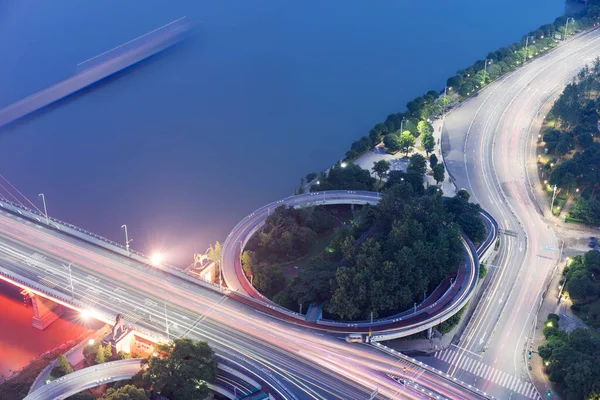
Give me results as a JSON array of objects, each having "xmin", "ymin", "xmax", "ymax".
[
  {"xmin": 222, "ymin": 190, "xmax": 497, "ymax": 339},
  {"xmin": 25, "ymin": 359, "xmax": 143, "ymax": 400}
]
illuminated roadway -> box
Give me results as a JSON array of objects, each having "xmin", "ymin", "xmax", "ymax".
[
  {"xmin": 432, "ymin": 27, "xmax": 600, "ymax": 400},
  {"xmin": 24, "ymin": 359, "xmax": 143, "ymax": 400},
  {"xmin": 0, "ymin": 203, "xmax": 490, "ymax": 399}
]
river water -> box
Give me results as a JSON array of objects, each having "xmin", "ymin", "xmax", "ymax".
[{"xmin": 0, "ymin": 1, "xmax": 563, "ymax": 264}]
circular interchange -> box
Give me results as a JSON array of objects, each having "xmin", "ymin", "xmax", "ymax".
[{"xmin": 222, "ymin": 190, "xmax": 497, "ymax": 339}]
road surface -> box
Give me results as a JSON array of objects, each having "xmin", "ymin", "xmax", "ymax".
[
  {"xmin": 420, "ymin": 27, "xmax": 600, "ymax": 400},
  {"xmin": 0, "ymin": 207, "xmax": 486, "ymax": 399},
  {"xmin": 24, "ymin": 359, "xmax": 143, "ymax": 400}
]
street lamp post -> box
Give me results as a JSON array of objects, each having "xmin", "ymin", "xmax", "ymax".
[
  {"xmin": 400, "ymin": 118, "xmax": 405, "ymax": 133},
  {"xmin": 38, "ymin": 193, "xmax": 49, "ymax": 225},
  {"xmin": 551, "ymin": 185, "xmax": 558, "ymax": 214},
  {"xmin": 65, "ymin": 262, "xmax": 74, "ymax": 299},
  {"xmin": 523, "ymin": 36, "xmax": 534, "ymax": 64},
  {"xmin": 164, "ymin": 302, "xmax": 170, "ymax": 340},
  {"xmin": 482, "ymin": 59, "xmax": 492, "ymax": 86},
  {"xmin": 564, "ymin": 17, "xmax": 572, "ymax": 40},
  {"xmin": 121, "ymin": 224, "xmax": 132, "ymax": 255}
]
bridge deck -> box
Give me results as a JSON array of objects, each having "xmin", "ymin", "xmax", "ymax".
[{"xmin": 0, "ymin": 17, "xmax": 190, "ymax": 129}]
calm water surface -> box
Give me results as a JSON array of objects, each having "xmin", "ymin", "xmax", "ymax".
[{"xmin": 0, "ymin": 1, "xmax": 563, "ymax": 263}]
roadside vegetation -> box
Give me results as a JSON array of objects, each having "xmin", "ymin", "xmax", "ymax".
[
  {"xmin": 333, "ymin": 4, "xmax": 600, "ymax": 164},
  {"xmin": 66, "ymin": 338, "xmax": 217, "ymax": 400},
  {"xmin": 538, "ymin": 314, "xmax": 600, "ymax": 400},
  {"xmin": 541, "ymin": 58, "xmax": 600, "ymax": 222},
  {"xmin": 562, "ymin": 250, "xmax": 600, "ymax": 327},
  {"xmin": 244, "ymin": 159, "xmax": 485, "ymax": 321}
]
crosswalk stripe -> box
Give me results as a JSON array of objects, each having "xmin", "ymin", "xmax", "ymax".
[
  {"xmin": 451, "ymin": 351, "xmax": 462, "ymax": 366},
  {"xmin": 483, "ymin": 365, "xmax": 492, "ymax": 379},
  {"xmin": 508, "ymin": 375, "xmax": 517, "ymax": 391},
  {"xmin": 465, "ymin": 358, "xmax": 474, "ymax": 372},
  {"xmin": 434, "ymin": 351, "xmax": 439, "ymax": 358},
  {"xmin": 440, "ymin": 349, "xmax": 451, "ymax": 362},
  {"xmin": 458, "ymin": 355, "xmax": 469, "ymax": 370},
  {"xmin": 491, "ymin": 369, "xmax": 501, "ymax": 383},
  {"xmin": 501, "ymin": 372, "xmax": 510, "ymax": 387},
  {"xmin": 485, "ymin": 367, "xmax": 493, "ymax": 381},
  {"xmin": 448, "ymin": 351, "xmax": 459, "ymax": 365},
  {"xmin": 524, "ymin": 384, "xmax": 532, "ymax": 397},
  {"xmin": 517, "ymin": 381, "xmax": 524, "ymax": 394},
  {"xmin": 512, "ymin": 377, "xmax": 520, "ymax": 392},
  {"xmin": 528, "ymin": 384, "xmax": 535, "ymax": 399},
  {"xmin": 443, "ymin": 349, "xmax": 453, "ymax": 362},
  {"xmin": 474, "ymin": 361, "xmax": 484, "ymax": 376}
]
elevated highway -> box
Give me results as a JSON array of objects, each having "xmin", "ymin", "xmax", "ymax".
[
  {"xmin": 0, "ymin": 195, "xmax": 492, "ymax": 399},
  {"xmin": 25, "ymin": 358, "xmax": 272, "ymax": 400},
  {"xmin": 24, "ymin": 359, "xmax": 143, "ymax": 400},
  {"xmin": 0, "ymin": 17, "xmax": 190, "ymax": 129}
]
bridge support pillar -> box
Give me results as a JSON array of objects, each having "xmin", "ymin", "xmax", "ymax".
[
  {"xmin": 427, "ymin": 327, "xmax": 433, "ymax": 340},
  {"xmin": 26, "ymin": 292, "xmax": 64, "ymax": 330}
]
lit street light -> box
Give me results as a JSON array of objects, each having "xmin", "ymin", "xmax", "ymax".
[
  {"xmin": 340, "ymin": 162, "xmax": 348, "ymax": 168},
  {"xmin": 551, "ymin": 185, "xmax": 558, "ymax": 213},
  {"xmin": 38, "ymin": 193, "xmax": 49, "ymax": 225},
  {"xmin": 63, "ymin": 262, "xmax": 74, "ymax": 299},
  {"xmin": 81, "ymin": 309, "xmax": 91, "ymax": 320},
  {"xmin": 482, "ymin": 59, "xmax": 492, "ymax": 86},
  {"xmin": 151, "ymin": 253, "xmax": 163, "ymax": 267},
  {"xmin": 121, "ymin": 224, "xmax": 133, "ymax": 256}
]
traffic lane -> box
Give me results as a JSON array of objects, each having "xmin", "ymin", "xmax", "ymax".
[
  {"xmin": 450, "ymin": 27, "xmax": 600, "ymax": 384},
  {"xmin": 25, "ymin": 359, "xmax": 143, "ymax": 400},
  {"xmin": 0, "ymin": 212, "xmax": 227, "ymax": 308},
  {"xmin": 0, "ymin": 236, "xmax": 381, "ymax": 400}
]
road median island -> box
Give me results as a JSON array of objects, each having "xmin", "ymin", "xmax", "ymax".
[{"xmin": 223, "ymin": 187, "xmax": 498, "ymax": 337}]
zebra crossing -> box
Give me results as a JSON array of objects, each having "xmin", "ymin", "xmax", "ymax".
[{"xmin": 434, "ymin": 348, "xmax": 540, "ymax": 399}]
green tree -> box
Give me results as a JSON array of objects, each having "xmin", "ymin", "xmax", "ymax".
[
  {"xmin": 305, "ymin": 172, "xmax": 318, "ymax": 183},
  {"xmin": 372, "ymin": 160, "xmax": 391, "ymax": 183},
  {"xmin": 139, "ymin": 338, "xmax": 217, "ymax": 400},
  {"xmin": 429, "ymin": 154, "xmax": 438, "ymax": 168},
  {"xmin": 104, "ymin": 342, "xmax": 113, "ymax": 360},
  {"xmin": 407, "ymin": 154, "xmax": 427, "ymax": 177},
  {"xmin": 399, "ymin": 131, "xmax": 416, "ymax": 155},
  {"xmin": 422, "ymin": 133, "xmax": 435, "ymax": 156},
  {"xmin": 52, "ymin": 354, "xmax": 74, "ymax": 378},
  {"xmin": 95, "ymin": 344, "xmax": 106, "ymax": 365},
  {"xmin": 383, "ymin": 133, "xmax": 401, "ymax": 152},
  {"xmin": 438, "ymin": 94, "xmax": 452, "ymax": 110},
  {"xmin": 102, "ymin": 384, "xmax": 146, "ymax": 400},
  {"xmin": 241, "ymin": 250, "xmax": 255, "ymax": 276},
  {"xmin": 457, "ymin": 212, "xmax": 486, "ymax": 243},
  {"xmin": 433, "ymin": 164, "xmax": 445, "ymax": 184},
  {"xmin": 117, "ymin": 351, "xmax": 132, "ymax": 360},
  {"xmin": 417, "ymin": 120, "xmax": 433, "ymax": 136}
]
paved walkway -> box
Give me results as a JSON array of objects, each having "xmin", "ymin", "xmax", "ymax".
[{"xmin": 354, "ymin": 116, "xmax": 457, "ymax": 196}]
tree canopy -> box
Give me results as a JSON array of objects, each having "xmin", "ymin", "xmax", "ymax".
[
  {"xmin": 138, "ymin": 339, "xmax": 217, "ymax": 400},
  {"xmin": 310, "ymin": 162, "xmax": 376, "ymax": 192},
  {"xmin": 102, "ymin": 385, "xmax": 146, "ymax": 400},
  {"xmin": 538, "ymin": 323, "xmax": 600, "ymax": 400}
]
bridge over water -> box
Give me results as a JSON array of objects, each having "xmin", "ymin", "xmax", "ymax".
[{"xmin": 0, "ymin": 17, "xmax": 190, "ymax": 129}]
